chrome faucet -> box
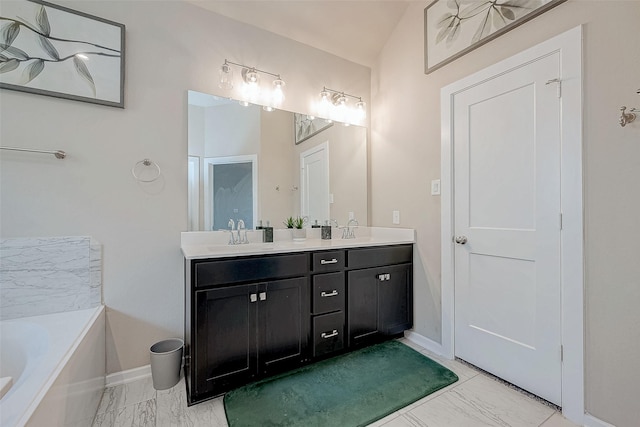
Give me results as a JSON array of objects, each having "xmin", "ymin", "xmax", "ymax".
[
  {"xmin": 342, "ymin": 218, "xmax": 359, "ymax": 239},
  {"xmin": 236, "ymin": 219, "xmax": 248, "ymax": 244},
  {"xmin": 228, "ymin": 219, "xmax": 237, "ymax": 245}
]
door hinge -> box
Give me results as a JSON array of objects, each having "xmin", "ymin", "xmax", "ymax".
[
  {"xmin": 546, "ymin": 78, "xmax": 561, "ymax": 98},
  {"xmin": 560, "ymin": 345, "xmax": 564, "ymax": 362},
  {"xmin": 560, "ymin": 213, "xmax": 563, "ymax": 230}
]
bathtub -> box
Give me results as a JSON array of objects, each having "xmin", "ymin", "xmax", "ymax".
[{"xmin": 0, "ymin": 306, "xmax": 105, "ymax": 427}]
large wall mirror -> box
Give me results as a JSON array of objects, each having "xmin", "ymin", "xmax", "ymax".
[{"xmin": 188, "ymin": 90, "xmax": 368, "ymax": 231}]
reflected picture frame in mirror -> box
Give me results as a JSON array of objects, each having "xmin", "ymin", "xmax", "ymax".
[{"xmin": 294, "ymin": 113, "xmax": 333, "ymax": 145}]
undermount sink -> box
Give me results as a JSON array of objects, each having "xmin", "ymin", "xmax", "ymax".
[{"xmin": 207, "ymin": 242, "xmax": 277, "ymax": 252}]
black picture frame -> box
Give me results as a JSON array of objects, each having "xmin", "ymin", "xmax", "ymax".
[{"xmin": 0, "ymin": 0, "xmax": 125, "ymax": 108}]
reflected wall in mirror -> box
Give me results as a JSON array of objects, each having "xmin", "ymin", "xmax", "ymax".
[{"xmin": 188, "ymin": 90, "xmax": 368, "ymax": 231}]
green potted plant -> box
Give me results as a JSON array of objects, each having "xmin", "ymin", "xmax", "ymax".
[{"xmin": 284, "ymin": 216, "xmax": 306, "ymax": 241}]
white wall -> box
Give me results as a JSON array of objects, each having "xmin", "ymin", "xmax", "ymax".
[
  {"xmin": 371, "ymin": 1, "xmax": 640, "ymax": 426},
  {"xmin": 0, "ymin": 0, "xmax": 370, "ymax": 374},
  {"xmin": 260, "ymin": 109, "xmax": 296, "ymax": 226},
  {"xmin": 205, "ymin": 104, "xmax": 260, "ymax": 158}
]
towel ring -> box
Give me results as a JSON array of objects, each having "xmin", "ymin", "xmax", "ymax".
[{"xmin": 131, "ymin": 158, "xmax": 161, "ymax": 182}]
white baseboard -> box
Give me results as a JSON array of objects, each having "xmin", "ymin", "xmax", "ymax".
[
  {"xmin": 403, "ymin": 331, "xmax": 447, "ymax": 357},
  {"xmin": 584, "ymin": 413, "xmax": 616, "ymax": 427},
  {"xmin": 105, "ymin": 365, "xmax": 151, "ymax": 388}
]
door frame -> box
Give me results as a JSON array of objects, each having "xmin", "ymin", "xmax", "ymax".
[
  {"xmin": 440, "ymin": 26, "xmax": 584, "ymax": 423},
  {"xmin": 203, "ymin": 154, "xmax": 258, "ymax": 231}
]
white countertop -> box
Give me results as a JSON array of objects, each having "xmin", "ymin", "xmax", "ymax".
[{"xmin": 181, "ymin": 227, "xmax": 415, "ymax": 260}]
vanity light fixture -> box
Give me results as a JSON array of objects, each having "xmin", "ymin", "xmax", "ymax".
[
  {"xmin": 218, "ymin": 59, "xmax": 285, "ymax": 107},
  {"xmin": 318, "ymin": 86, "xmax": 367, "ymax": 123}
]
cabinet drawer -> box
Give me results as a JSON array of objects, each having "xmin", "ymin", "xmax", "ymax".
[
  {"xmin": 312, "ymin": 250, "xmax": 345, "ymax": 273},
  {"xmin": 194, "ymin": 253, "xmax": 308, "ymax": 288},
  {"xmin": 312, "ymin": 272, "xmax": 345, "ymax": 314},
  {"xmin": 347, "ymin": 245, "xmax": 412, "ymax": 270},
  {"xmin": 313, "ymin": 311, "xmax": 345, "ymax": 358}
]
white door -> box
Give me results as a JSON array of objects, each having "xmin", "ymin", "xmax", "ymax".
[
  {"xmin": 300, "ymin": 143, "xmax": 329, "ymax": 224},
  {"xmin": 453, "ymin": 53, "xmax": 562, "ymax": 404}
]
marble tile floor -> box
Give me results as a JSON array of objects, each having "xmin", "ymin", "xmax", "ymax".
[{"xmin": 92, "ymin": 339, "xmax": 579, "ymax": 427}]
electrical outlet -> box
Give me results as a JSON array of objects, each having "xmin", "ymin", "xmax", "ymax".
[
  {"xmin": 431, "ymin": 179, "xmax": 441, "ymax": 196},
  {"xmin": 392, "ymin": 210, "xmax": 400, "ymax": 224}
]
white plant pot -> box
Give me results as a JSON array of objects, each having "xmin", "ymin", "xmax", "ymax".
[{"xmin": 292, "ymin": 228, "xmax": 306, "ymax": 241}]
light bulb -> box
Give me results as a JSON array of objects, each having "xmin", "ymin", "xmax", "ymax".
[
  {"xmin": 272, "ymin": 78, "xmax": 285, "ymax": 106},
  {"xmin": 218, "ymin": 63, "xmax": 233, "ymax": 90},
  {"xmin": 245, "ymin": 69, "xmax": 259, "ymax": 84},
  {"xmin": 355, "ymin": 100, "xmax": 366, "ymax": 121},
  {"xmin": 242, "ymin": 68, "xmax": 260, "ymax": 103},
  {"xmin": 333, "ymin": 93, "xmax": 348, "ymax": 122},
  {"xmin": 317, "ymin": 90, "xmax": 331, "ymax": 119}
]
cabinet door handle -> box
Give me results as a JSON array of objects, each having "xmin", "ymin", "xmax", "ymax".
[
  {"xmin": 320, "ymin": 258, "xmax": 338, "ymax": 265},
  {"xmin": 378, "ymin": 274, "xmax": 391, "ymax": 281},
  {"xmin": 259, "ymin": 292, "xmax": 267, "ymax": 301},
  {"xmin": 321, "ymin": 330, "xmax": 339, "ymax": 339},
  {"xmin": 320, "ymin": 290, "xmax": 339, "ymax": 297},
  {"xmin": 250, "ymin": 293, "xmax": 257, "ymax": 303}
]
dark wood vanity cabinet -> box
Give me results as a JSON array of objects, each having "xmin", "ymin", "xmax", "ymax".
[
  {"xmin": 346, "ymin": 245, "xmax": 413, "ymax": 348},
  {"xmin": 310, "ymin": 251, "xmax": 346, "ymax": 358},
  {"xmin": 186, "ymin": 254, "xmax": 309, "ymax": 404},
  {"xmin": 185, "ymin": 243, "xmax": 412, "ymax": 405}
]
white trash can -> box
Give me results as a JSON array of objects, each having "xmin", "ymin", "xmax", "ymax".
[{"xmin": 150, "ymin": 338, "xmax": 184, "ymax": 390}]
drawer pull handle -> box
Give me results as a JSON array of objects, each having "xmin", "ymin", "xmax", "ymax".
[
  {"xmin": 321, "ymin": 290, "xmax": 339, "ymax": 297},
  {"xmin": 321, "ymin": 330, "xmax": 339, "ymax": 339},
  {"xmin": 378, "ymin": 274, "xmax": 391, "ymax": 281},
  {"xmin": 320, "ymin": 258, "xmax": 338, "ymax": 265}
]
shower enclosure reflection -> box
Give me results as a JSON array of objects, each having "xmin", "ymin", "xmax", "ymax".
[{"xmin": 187, "ymin": 90, "xmax": 368, "ymax": 231}]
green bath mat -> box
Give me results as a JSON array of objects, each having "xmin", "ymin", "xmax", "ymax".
[{"xmin": 224, "ymin": 340, "xmax": 458, "ymax": 427}]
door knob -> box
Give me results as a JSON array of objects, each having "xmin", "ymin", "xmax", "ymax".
[{"xmin": 454, "ymin": 235, "xmax": 468, "ymax": 245}]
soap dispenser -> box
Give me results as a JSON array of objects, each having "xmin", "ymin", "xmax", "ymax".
[
  {"xmin": 321, "ymin": 220, "xmax": 332, "ymax": 240},
  {"xmin": 263, "ymin": 221, "xmax": 274, "ymax": 243}
]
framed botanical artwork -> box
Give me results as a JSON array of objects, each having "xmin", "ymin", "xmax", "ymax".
[
  {"xmin": 0, "ymin": 0, "xmax": 125, "ymax": 107},
  {"xmin": 424, "ymin": 0, "xmax": 567, "ymax": 74},
  {"xmin": 294, "ymin": 113, "xmax": 333, "ymax": 145}
]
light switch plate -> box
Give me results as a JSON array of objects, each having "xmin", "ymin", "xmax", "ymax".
[
  {"xmin": 431, "ymin": 179, "xmax": 441, "ymax": 196},
  {"xmin": 392, "ymin": 210, "xmax": 400, "ymax": 224}
]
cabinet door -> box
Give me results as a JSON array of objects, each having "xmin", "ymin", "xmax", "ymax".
[
  {"xmin": 194, "ymin": 285, "xmax": 257, "ymax": 398},
  {"xmin": 257, "ymin": 277, "xmax": 308, "ymax": 374},
  {"xmin": 347, "ymin": 268, "xmax": 379, "ymax": 347},
  {"xmin": 378, "ymin": 264, "xmax": 413, "ymax": 335}
]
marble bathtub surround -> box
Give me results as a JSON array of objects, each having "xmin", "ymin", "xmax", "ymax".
[{"xmin": 0, "ymin": 236, "xmax": 102, "ymax": 320}]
